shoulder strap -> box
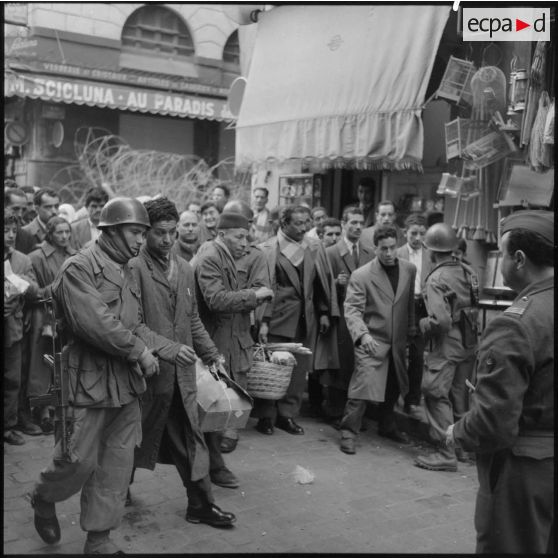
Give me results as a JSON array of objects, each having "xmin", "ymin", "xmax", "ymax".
[{"xmin": 459, "ymin": 262, "xmax": 479, "ymax": 307}]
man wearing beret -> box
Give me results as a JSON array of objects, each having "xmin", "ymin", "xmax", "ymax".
[
  {"xmin": 194, "ymin": 211, "xmax": 274, "ymax": 487},
  {"xmin": 446, "ymin": 210, "xmax": 554, "ymax": 554}
]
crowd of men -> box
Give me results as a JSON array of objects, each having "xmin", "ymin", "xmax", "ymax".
[{"xmin": 3, "ymin": 177, "xmax": 554, "ymax": 554}]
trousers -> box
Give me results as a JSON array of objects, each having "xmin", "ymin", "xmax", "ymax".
[
  {"xmin": 475, "ymin": 450, "xmax": 554, "ymax": 553},
  {"xmin": 405, "ymin": 297, "xmax": 427, "ymax": 407},
  {"xmin": 34, "ymin": 399, "xmax": 140, "ymax": 532},
  {"xmin": 4, "ymin": 341, "xmax": 22, "ymax": 430},
  {"xmin": 340, "ymin": 355, "xmax": 401, "ymax": 438},
  {"xmin": 162, "ymin": 384, "xmax": 214, "ymax": 507},
  {"xmin": 422, "ymin": 353, "xmax": 475, "ymax": 443}
]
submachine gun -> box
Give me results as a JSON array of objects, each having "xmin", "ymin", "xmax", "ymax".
[{"xmin": 29, "ymin": 297, "xmax": 72, "ymax": 461}]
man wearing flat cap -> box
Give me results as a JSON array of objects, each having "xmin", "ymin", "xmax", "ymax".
[
  {"xmin": 194, "ymin": 211, "xmax": 274, "ymax": 488},
  {"xmin": 446, "ymin": 210, "xmax": 554, "ymax": 554}
]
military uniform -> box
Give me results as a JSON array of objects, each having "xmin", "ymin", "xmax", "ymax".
[
  {"xmin": 33, "ymin": 241, "xmax": 181, "ymax": 533},
  {"xmin": 453, "ymin": 277, "xmax": 553, "ymax": 553},
  {"xmin": 419, "ymin": 260, "xmax": 478, "ymax": 449}
]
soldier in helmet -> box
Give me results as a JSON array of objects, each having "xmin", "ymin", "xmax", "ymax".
[
  {"xmin": 415, "ymin": 223, "xmax": 479, "ymax": 472},
  {"xmin": 30, "ymin": 198, "xmax": 199, "ymax": 553}
]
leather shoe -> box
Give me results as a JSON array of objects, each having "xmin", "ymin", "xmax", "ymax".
[
  {"xmin": 414, "ymin": 452, "xmax": 458, "ymax": 472},
  {"xmin": 4, "ymin": 429, "xmax": 25, "ymax": 445},
  {"xmin": 40, "ymin": 417, "xmax": 54, "ymax": 434},
  {"xmin": 210, "ymin": 467, "xmax": 239, "ymax": 489},
  {"xmin": 31, "ymin": 493, "xmax": 60, "ymax": 544},
  {"xmin": 186, "ymin": 504, "xmax": 236, "ymax": 528},
  {"xmin": 340, "ymin": 438, "xmax": 356, "ymax": 454},
  {"xmin": 275, "ymin": 417, "xmax": 304, "ymax": 435},
  {"xmin": 84, "ymin": 531, "xmax": 124, "ymax": 554},
  {"xmin": 255, "ymin": 418, "xmax": 274, "ymax": 435},
  {"xmin": 378, "ymin": 428, "xmax": 410, "ymax": 444},
  {"xmin": 219, "ymin": 437, "xmax": 238, "ymax": 453}
]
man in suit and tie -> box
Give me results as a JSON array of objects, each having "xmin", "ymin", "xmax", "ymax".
[
  {"xmin": 396, "ymin": 213, "xmax": 432, "ymax": 419},
  {"xmin": 71, "ymin": 186, "xmax": 109, "ymax": 250},
  {"xmin": 339, "ymin": 225, "xmax": 416, "ymax": 454},
  {"xmin": 21, "ymin": 188, "xmax": 60, "ymax": 252},
  {"xmin": 360, "ymin": 200, "xmax": 406, "ymax": 254},
  {"xmin": 323, "ymin": 206, "xmax": 374, "ymax": 419}
]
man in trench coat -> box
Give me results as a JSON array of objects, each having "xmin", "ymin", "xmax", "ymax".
[
  {"xmin": 129, "ymin": 197, "xmax": 236, "ymax": 529},
  {"xmin": 339, "ymin": 225, "xmax": 416, "ymax": 454}
]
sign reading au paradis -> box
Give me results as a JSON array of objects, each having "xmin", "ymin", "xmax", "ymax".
[{"xmin": 4, "ymin": 71, "xmax": 235, "ymax": 121}]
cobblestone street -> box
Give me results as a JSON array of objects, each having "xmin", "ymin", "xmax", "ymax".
[{"xmin": 4, "ymin": 407, "xmax": 478, "ymax": 554}]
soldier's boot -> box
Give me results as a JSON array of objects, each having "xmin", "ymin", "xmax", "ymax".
[
  {"xmin": 83, "ymin": 530, "xmax": 124, "ymax": 554},
  {"xmin": 31, "ymin": 492, "xmax": 60, "ymax": 544},
  {"xmin": 414, "ymin": 446, "xmax": 458, "ymax": 472}
]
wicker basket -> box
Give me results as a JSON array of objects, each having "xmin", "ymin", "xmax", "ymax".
[{"xmin": 246, "ymin": 346, "xmax": 294, "ymax": 400}]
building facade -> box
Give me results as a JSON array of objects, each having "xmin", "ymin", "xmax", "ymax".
[{"xmin": 4, "ymin": 3, "xmax": 254, "ymax": 202}]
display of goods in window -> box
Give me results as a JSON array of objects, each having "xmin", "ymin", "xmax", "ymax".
[{"xmin": 462, "ymin": 130, "xmax": 516, "ymax": 169}]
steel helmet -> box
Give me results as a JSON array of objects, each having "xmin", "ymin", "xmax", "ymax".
[
  {"xmin": 97, "ymin": 197, "xmax": 150, "ymax": 229},
  {"xmin": 423, "ymin": 223, "xmax": 458, "ymax": 252}
]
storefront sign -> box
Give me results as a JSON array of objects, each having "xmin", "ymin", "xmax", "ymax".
[
  {"xmin": 6, "ymin": 57, "xmax": 229, "ymax": 97},
  {"xmin": 5, "ymin": 71, "xmax": 235, "ymax": 122}
]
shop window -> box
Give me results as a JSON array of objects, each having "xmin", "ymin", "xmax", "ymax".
[
  {"xmin": 223, "ymin": 31, "xmax": 239, "ymax": 65},
  {"xmin": 122, "ymin": 6, "xmax": 194, "ymax": 58}
]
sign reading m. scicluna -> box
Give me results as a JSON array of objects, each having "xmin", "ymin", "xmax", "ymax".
[{"xmin": 4, "ymin": 71, "xmax": 234, "ymax": 121}]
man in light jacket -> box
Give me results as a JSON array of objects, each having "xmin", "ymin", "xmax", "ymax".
[{"xmin": 339, "ymin": 225, "xmax": 416, "ymax": 454}]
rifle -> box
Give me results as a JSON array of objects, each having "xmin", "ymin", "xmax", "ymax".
[{"xmin": 29, "ymin": 297, "xmax": 72, "ymax": 461}]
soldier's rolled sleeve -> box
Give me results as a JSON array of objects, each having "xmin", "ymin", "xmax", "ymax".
[{"xmin": 453, "ymin": 316, "xmax": 533, "ymax": 453}]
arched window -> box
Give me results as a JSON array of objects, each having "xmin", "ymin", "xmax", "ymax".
[
  {"xmin": 223, "ymin": 30, "xmax": 239, "ymax": 65},
  {"xmin": 122, "ymin": 6, "xmax": 194, "ymax": 57}
]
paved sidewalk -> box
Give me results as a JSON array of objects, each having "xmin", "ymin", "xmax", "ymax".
[{"xmin": 4, "ymin": 410, "xmax": 478, "ymax": 554}]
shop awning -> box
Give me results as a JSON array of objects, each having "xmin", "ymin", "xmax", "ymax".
[
  {"xmin": 4, "ymin": 70, "xmax": 234, "ymax": 122},
  {"xmin": 235, "ymin": 5, "xmax": 450, "ymax": 171}
]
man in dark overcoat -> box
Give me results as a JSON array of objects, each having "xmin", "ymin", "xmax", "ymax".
[
  {"xmin": 129, "ymin": 197, "xmax": 235, "ymax": 528},
  {"xmin": 255, "ymin": 205, "xmax": 338, "ymax": 436},
  {"xmin": 446, "ymin": 211, "xmax": 554, "ymax": 554},
  {"xmin": 194, "ymin": 211, "xmax": 273, "ymax": 483},
  {"xmin": 323, "ymin": 206, "xmax": 374, "ymax": 419}
]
